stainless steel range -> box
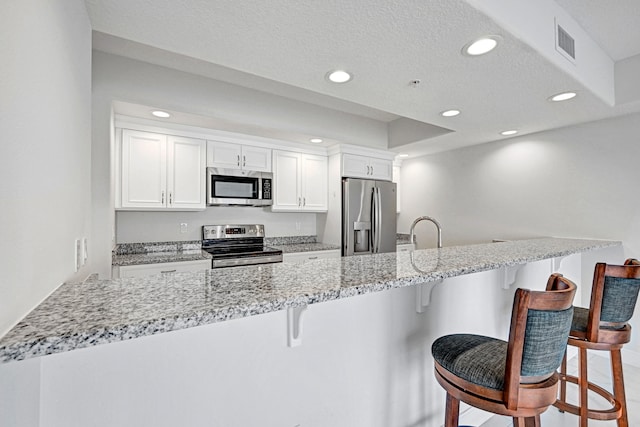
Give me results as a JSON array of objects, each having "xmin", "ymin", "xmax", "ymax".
[{"xmin": 202, "ymin": 224, "xmax": 283, "ymax": 268}]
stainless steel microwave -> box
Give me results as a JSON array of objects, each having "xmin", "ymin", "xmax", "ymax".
[{"xmin": 206, "ymin": 168, "xmax": 273, "ymax": 206}]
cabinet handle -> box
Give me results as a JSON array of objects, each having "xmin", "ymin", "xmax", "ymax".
[
  {"xmin": 371, "ymin": 165, "xmax": 374, "ymax": 175},
  {"xmin": 237, "ymin": 154, "xmax": 240, "ymax": 167},
  {"xmin": 366, "ymin": 165, "xmax": 371, "ymax": 175},
  {"xmin": 243, "ymin": 155, "xmax": 246, "ymax": 167},
  {"xmin": 161, "ymin": 269, "xmax": 177, "ymax": 274},
  {"xmin": 303, "ymin": 197, "xmax": 306, "ymax": 206},
  {"xmin": 308, "ymin": 256, "xmax": 318, "ymax": 260},
  {"xmin": 298, "ymin": 197, "xmax": 301, "ymax": 206},
  {"xmin": 169, "ymin": 192, "xmax": 172, "ymax": 205},
  {"xmin": 161, "ymin": 191, "xmax": 165, "ymax": 204}
]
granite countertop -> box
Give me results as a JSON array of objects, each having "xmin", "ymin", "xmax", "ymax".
[
  {"xmin": 0, "ymin": 237, "xmax": 620, "ymax": 363},
  {"xmin": 273, "ymin": 242, "xmax": 341, "ymax": 253}
]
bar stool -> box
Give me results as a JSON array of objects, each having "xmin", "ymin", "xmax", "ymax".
[
  {"xmin": 432, "ymin": 274, "xmax": 577, "ymax": 427},
  {"xmin": 554, "ymin": 259, "xmax": 640, "ymax": 426}
]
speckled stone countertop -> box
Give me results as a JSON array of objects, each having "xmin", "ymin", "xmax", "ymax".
[
  {"xmin": 0, "ymin": 237, "xmax": 619, "ymax": 363},
  {"xmin": 274, "ymin": 242, "xmax": 341, "ymax": 253}
]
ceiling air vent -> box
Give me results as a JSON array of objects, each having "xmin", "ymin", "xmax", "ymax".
[{"xmin": 555, "ymin": 21, "xmax": 576, "ymax": 63}]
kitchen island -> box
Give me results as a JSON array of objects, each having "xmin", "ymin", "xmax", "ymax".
[{"xmin": 0, "ymin": 237, "xmax": 622, "ymax": 427}]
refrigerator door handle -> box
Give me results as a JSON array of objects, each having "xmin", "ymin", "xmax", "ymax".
[
  {"xmin": 371, "ymin": 187, "xmax": 377, "ymax": 253},
  {"xmin": 376, "ymin": 187, "xmax": 382, "ymax": 252}
]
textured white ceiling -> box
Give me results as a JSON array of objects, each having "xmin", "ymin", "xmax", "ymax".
[{"xmin": 85, "ymin": 0, "xmax": 640, "ymax": 157}]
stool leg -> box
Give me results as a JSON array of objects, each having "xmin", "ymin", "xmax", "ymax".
[
  {"xmin": 558, "ymin": 349, "xmax": 568, "ymax": 411},
  {"xmin": 610, "ymin": 349, "xmax": 628, "ymax": 427},
  {"xmin": 579, "ymin": 347, "xmax": 588, "ymax": 427},
  {"xmin": 444, "ymin": 392, "xmax": 459, "ymax": 427},
  {"xmin": 513, "ymin": 415, "xmax": 541, "ymax": 427}
]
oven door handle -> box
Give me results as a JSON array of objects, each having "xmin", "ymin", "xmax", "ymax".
[{"xmin": 212, "ymin": 254, "xmax": 283, "ymax": 268}]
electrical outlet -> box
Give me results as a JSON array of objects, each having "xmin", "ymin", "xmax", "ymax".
[
  {"xmin": 74, "ymin": 239, "xmax": 81, "ymax": 272},
  {"xmin": 82, "ymin": 238, "xmax": 88, "ymax": 265},
  {"xmin": 180, "ymin": 223, "xmax": 188, "ymax": 233}
]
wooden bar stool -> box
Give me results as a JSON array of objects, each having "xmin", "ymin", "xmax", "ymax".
[
  {"xmin": 554, "ymin": 259, "xmax": 640, "ymax": 426},
  {"xmin": 432, "ymin": 274, "xmax": 577, "ymax": 427}
]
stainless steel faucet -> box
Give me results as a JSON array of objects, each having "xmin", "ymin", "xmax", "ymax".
[{"xmin": 409, "ymin": 216, "xmax": 442, "ymax": 248}]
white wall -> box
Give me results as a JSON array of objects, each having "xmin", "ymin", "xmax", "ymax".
[
  {"xmin": 0, "ymin": 0, "xmax": 92, "ymax": 337},
  {"xmin": 92, "ymin": 52, "xmax": 389, "ymax": 274},
  {"xmin": 116, "ymin": 208, "xmax": 317, "ymax": 243},
  {"xmin": 398, "ymin": 112, "xmax": 640, "ymax": 352}
]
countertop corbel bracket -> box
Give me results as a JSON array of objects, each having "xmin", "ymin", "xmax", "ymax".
[
  {"xmin": 416, "ymin": 279, "xmax": 444, "ymax": 313},
  {"xmin": 287, "ymin": 304, "xmax": 308, "ymax": 347},
  {"xmin": 551, "ymin": 256, "xmax": 567, "ymax": 273},
  {"xmin": 501, "ymin": 264, "xmax": 524, "ymax": 289}
]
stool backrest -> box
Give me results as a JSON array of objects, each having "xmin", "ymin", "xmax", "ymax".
[
  {"xmin": 587, "ymin": 258, "xmax": 640, "ymax": 342},
  {"xmin": 503, "ymin": 274, "xmax": 577, "ymax": 410}
]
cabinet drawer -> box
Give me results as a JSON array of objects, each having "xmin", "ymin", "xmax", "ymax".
[
  {"xmin": 114, "ymin": 260, "xmax": 211, "ymax": 278},
  {"xmin": 282, "ymin": 249, "xmax": 340, "ymax": 264}
]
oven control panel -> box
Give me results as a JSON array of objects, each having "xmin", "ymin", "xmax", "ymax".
[{"xmin": 203, "ymin": 224, "xmax": 265, "ymax": 239}]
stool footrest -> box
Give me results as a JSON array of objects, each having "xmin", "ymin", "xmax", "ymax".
[{"xmin": 553, "ymin": 373, "xmax": 622, "ymax": 421}]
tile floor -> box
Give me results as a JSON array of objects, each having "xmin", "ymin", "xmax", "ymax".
[{"xmin": 479, "ymin": 353, "xmax": 640, "ymax": 427}]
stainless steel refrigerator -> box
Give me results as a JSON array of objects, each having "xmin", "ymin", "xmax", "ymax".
[{"xmin": 342, "ymin": 178, "xmax": 397, "ymax": 256}]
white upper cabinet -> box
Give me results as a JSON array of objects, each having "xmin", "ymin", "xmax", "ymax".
[
  {"xmin": 342, "ymin": 153, "xmax": 392, "ymax": 181},
  {"xmin": 119, "ymin": 129, "xmax": 206, "ymax": 211},
  {"xmin": 207, "ymin": 140, "xmax": 271, "ymax": 172},
  {"xmin": 272, "ymin": 150, "xmax": 328, "ymax": 212}
]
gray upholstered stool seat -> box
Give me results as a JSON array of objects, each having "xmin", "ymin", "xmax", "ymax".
[{"xmin": 432, "ymin": 334, "xmax": 507, "ymax": 390}]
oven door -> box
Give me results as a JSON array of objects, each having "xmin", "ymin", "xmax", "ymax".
[{"xmin": 207, "ymin": 168, "xmax": 270, "ymax": 206}]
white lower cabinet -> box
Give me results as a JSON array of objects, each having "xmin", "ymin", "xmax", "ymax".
[
  {"xmin": 114, "ymin": 260, "xmax": 211, "ymax": 278},
  {"xmin": 396, "ymin": 243, "xmax": 415, "ymax": 252},
  {"xmin": 272, "ymin": 150, "xmax": 328, "ymax": 212},
  {"xmin": 282, "ymin": 249, "xmax": 340, "ymax": 263}
]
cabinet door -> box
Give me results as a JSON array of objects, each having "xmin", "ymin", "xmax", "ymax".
[
  {"xmin": 301, "ymin": 154, "xmax": 328, "ymax": 211},
  {"xmin": 168, "ymin": 136, "xmax": 206, "ymax": 210},
  {"xmin": 121, "ymin": 130, "xmax": 167, "ymax": 208},
  {"xmin": 342, "ymin": 153, "xmax": 370, "ymax": 178},
  {"xmin": 242, "ymin": 146, "xmax": 272, "ymax": 172},
  {"xmin": 272, "ymin": 150, "xmax": 301, "ymax": 211},
  {"xmin": 207, "ymin": 141, "xmax": 242, "ymax": 169},
  {"xmin": 369, "ymin": 157, "xmax": 393, "ymax": 181}
]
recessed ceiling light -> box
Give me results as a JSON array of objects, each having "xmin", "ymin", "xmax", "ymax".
[
  {"xmin": 151, "ymin": 110, "xmax": 171, "ymax": 118},
  {"xmin": 549, "ymin": 91, "xmax": 577, "ymax": 102},
  {"xmin": 463, "ymin": 36, "xmax": 501, "ymax": 56},
  {"xmin": 441, "ymin": 109, "xmax": 460, "ymax": 117},
  {"xmin": 500, "ymin": 130, "xmax": 518, "ymax": 136},
  {"xmin": 398, "ymin": 153, "xmax": 409, "ymax": 158},
  {"xmin": 310, "ymin": 138, "xmax": 323, "ymax": 143},
  {"xmin": 326, "ymin": 70, "xmax": 352, "ymax": 83}
]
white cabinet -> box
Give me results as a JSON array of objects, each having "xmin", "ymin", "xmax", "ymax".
[
  {"xmin": 283, "ymin": 249, "xmax": 341, "ymax": 263},
  {"xmin": 114, "ymin": 260, "xmax": 211, "ymax": 278},
  {"xmin": 119, "ymin": 130, "xmax": 206, "ymax": 210},
  {"xmin": 392, "ymin": 165, "xmax": 401, "ymax": 213},
  {"xmin": 272, "ymin": 150, "xmax": 328, "ymax": 212},
  {"xmin": 342, "ymin": 154, "xmax": 392, "ymax": 181},
  {"xmin": 396, "ymin": 243, "xmax": 415, "ymax": 252},
  {"xmin": 207, "ymin": 140, "xmax": 271, "ymax": 172}
]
